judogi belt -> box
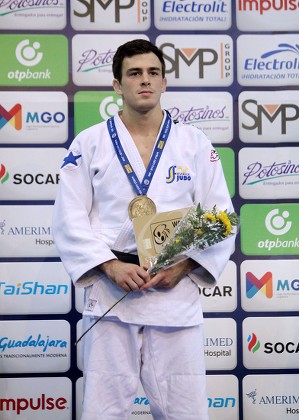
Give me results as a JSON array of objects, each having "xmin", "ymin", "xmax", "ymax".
[{"xmin": 112, "ymin": 250, "xmax": 140, "ymax": 265}]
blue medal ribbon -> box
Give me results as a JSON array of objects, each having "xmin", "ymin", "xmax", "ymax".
[{"xmin": 107, "ymin": 112, "xmax": 172, "ymax": 196}]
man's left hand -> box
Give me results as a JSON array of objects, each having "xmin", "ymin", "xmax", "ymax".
[{"xmin": 140, "ymin": 258, "xmax": 199, "ymax": 291}]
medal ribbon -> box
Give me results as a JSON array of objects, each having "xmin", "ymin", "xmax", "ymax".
[{"xmin": 107, "ymin": 111, "xmax": 172, "ymax": 196}]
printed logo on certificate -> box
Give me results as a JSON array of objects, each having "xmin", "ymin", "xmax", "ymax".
[{"xmin": 133, "ymin": 208, "xmax": 189, "ymax": 267}]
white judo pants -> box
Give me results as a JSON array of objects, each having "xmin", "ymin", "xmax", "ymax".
[{"xmin": 81, "ymin": 317, "xmax": 209, "ymax": 420}]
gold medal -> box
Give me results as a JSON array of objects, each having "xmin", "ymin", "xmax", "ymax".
[{"xmin": 128, "ymin": 196, "xmax": 157, "ymax": 220}]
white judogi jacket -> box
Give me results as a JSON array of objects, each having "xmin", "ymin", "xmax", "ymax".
[{"xmin": 52, "ymin": 111, "xmax": 236, "ymax": 327}]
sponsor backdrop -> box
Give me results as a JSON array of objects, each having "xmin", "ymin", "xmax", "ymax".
[{"xmin": 0, "ymin": 1, "xmax": 298, "ymax": 419}]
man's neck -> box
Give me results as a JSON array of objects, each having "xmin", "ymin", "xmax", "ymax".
[
  {"xmin": 119, "ymin": 107, "xmax": 164, "ymax": 136},
  {"xmin": 119, "ymin": 107, "xmax": 165, "ymax": 168}
]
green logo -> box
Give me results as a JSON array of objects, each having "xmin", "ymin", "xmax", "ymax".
[
  {"xmin": 74, "ymin": 91, "xmax": 123, "ymax": 135},
  {"xmin": 0, "ymin": 35, "xmax": 68, "ymax": 86},
  {"xmin": 216, "ymin": 148, "xmax": 235, "ymax": 198},
  {"xmin": 241, "ymin": 203, "xmax": 299, "ymax": 255}
]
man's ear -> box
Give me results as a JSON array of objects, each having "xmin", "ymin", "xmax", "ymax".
[
  {"xmin": 113, "ymin": 79, "xmax": 122, "ymax": 94},
  {"xmin": 161, "ymin": 77, "xmax": 167, "ymax": 93}
]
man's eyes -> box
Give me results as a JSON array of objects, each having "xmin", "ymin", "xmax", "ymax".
[{"xmin": 128, "ymin": 71, "xmax": 160, "ymax": 76}]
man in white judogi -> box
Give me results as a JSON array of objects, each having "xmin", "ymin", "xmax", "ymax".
[{"xmin": 52, "ymin": 39, "xmax": 236, "ymax": 419}]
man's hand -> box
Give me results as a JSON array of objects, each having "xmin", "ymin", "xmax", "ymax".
[
  {"xmin": 99, "ymin": 259, "xmax": 151, "ymax": 292},
  {"xmin": 140, "ymin": 258, "xmax": 199, "ymax": 291}
]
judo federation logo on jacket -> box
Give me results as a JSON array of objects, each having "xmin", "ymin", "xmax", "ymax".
[
  {"xmin": 210, "ymin": 149, "xmax": 220, "ymax": 162},
  {"xmin": 61, "ymin": 150, "xmax": 82, "ymax": 170},
  {"xmin": 166, "ymin": 165, "xmax": 191, "ymax": 184}
]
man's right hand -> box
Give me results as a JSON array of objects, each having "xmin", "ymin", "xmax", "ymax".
[{"xmin": 99, "ymin": 259, "xmax": 151, "ymax": 292}]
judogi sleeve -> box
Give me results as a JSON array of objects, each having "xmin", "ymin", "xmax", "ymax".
[
  {"xmin": 187, "ymin": 138, "xmax": 236, "ymax": 288},
  {"xmin": 52, "ymin": 129, "xmax": 116, "ymax": 287}
]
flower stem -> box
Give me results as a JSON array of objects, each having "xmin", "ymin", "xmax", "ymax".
[{"xmin": 74, "ymin": 291, "xmax": 131, "ymax": 346}]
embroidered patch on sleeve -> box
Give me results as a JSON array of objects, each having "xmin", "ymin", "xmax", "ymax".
[
  {"xmin": 61, "ymin": 150, "xmax": 82, "ymax": 170},
  {"xmin": 210, "ymin": 149, "xmax": 220, "ymax": 162},
  {"xmin": 85, "ymin": 299, "xmax": 97, "ymax": 312}
]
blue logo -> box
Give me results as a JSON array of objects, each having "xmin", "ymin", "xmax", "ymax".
[
  {"xmin": 166, "ymin": 165, "xmax": 191, "ymax": 183},
  {"xmin": 0, "ymin": 334, "xmax": 68, "ymax": 352}
]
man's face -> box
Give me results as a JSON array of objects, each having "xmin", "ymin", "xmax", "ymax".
[{"xmin": 113, "ymin": 52, "xmax": 167, "ymax": 112}]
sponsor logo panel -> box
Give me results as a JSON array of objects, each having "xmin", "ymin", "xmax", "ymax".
[
  {"xmin": 0, "ymin": 91, "xmax": 68, "ymax": 144},
  {"xmin": 243, "ymin": 374, "xmax": 299, "ymax": 420},
  {"xmin": 207, "ymin": 375, "xmax": 239, "ymax": 419},
  {"xmin": 217, "ymin": 148, "xmax": 235, "ymax": 198},
  {"xmin": 204, "ymin": 318, "xmax": 237, "ymax": 370},
  {"xmin": 161, "ymin": 91, "xmax": 233, "ymax": 143},
  {"xmin": 70, "ymin": 0, "xmax": 151, "ymax": 31},
  {"xmin": 0, "ymin": 319, "xmax": 70, "ymax": 373},
  {"xmin": 241, "ymin": 259, "xmax": 299, "ymax": 312},
  {"xmin": 0, "ymin": 262, "xmax": 71, "ymax": 315},
  {"xmin": 240, "ymin": 203, "xmax": 299, "ymax": 255},
  {"xmin": 156, "ymin": 35, "xmax": 233, "ymax": 87},
  {"xmin": 238, "ymin": 90, "xmax": 299, "ymax": 143},
  {"xmin": 239, "ymin": 147, "xmax": 299, "ymax": 199},
  {"xmin": 154, "ymin": 0, "xmax": 231, "ymax": 30},
  {"xmin": 74, "ymin": 91, "xmax": 123, "ymax": 135},
  {"xmin": 72, "ymin": 34, "xmax": 148, "ymax": 86},
  {"xmin": 0, "ymin": 35, "xmax": 68, "ymax": 87},
  {"xmin": 0, "ymin": 1, "xmax": 67, "ymax": 30},
  {"xmin": 0, "ymin": 376, "xmax": 72, "ymax": 419},
  {"xmin": 200, "ymin": 261, "xmax": 237, "ymax": 313},
  {"xmin": 0, "ymin": 148, "xmax": 66, "ymax": 200},
  {"xmin": 237, "ymin": 34, "xmax": 299, "ymax": 87},
  {"xmin": 236, "ymin": 0, "xmax": 299, "ymax": 32},
  {"xmin": 0, "ymin": 205, "xmax": 58, "ymax": 258},
  {"xmin": 243, "ymin": 317, "xmax": 299, "ymax": 369}
]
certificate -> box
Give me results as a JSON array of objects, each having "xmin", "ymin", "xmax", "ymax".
[{"xmin": 133, "ymin": 208, "xmax": 189, "ymax": 267}]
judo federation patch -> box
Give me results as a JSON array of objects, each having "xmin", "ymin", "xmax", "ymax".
[
  {"xmin": 166, "ymin": 165, "xmax": 191, "ymax": 184},
  {"xmin": 61, "ymin": 150, "xmax": 82, "ymax": 170},
  {"xmin": 86, "ymin": 299, "xmax": 97, "ymax": 312},
  {"xmin": 210, "ymin": 149, "xmax": 220, "ymax": 162}
]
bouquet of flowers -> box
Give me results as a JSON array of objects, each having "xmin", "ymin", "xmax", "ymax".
[
  {"xmin": 75, "ymin": 203, "xmax": 239, "ymax": 345},
  {"xmin": 148, "ymin": 203, "xmax": 239, "ymax": 276}
]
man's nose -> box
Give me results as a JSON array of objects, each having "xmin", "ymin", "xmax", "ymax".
[{"xmin": 141, "ymin": 72, "xmax": 150, "ymax": 85}]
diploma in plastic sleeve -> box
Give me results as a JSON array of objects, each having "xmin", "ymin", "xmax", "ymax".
[{"xmin": 132, "ymin": 208, "xmax": 189, "ymax": 267}]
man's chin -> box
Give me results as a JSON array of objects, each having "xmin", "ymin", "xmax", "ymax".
[{"xmin": 135, "ymin": 100, "xmax": 159, "ymax": 113}]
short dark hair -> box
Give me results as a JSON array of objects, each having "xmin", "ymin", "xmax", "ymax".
[{"xmin": 112, "ymin": 39, "xmax": 166, "ymax": 82}]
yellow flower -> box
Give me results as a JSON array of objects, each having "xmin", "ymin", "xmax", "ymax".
[
  {"xmin": 175, "ymin": 239, "xmax": 180, "ymax": 244},
  {"xmin": 216, "ymin": 211, "xmax": 232, "ymax": 236},
  {"xmin": 204, "ymin": 213, "xmax": 216, "ymax": 223},
  {"xmin": 196, "ymin": 229, "xmax": 203, "ymax": 236}
]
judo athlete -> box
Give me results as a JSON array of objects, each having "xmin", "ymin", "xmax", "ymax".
[{"xmin": 52, "ymin": 39, "xmax": 236, "ymax": 419}]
